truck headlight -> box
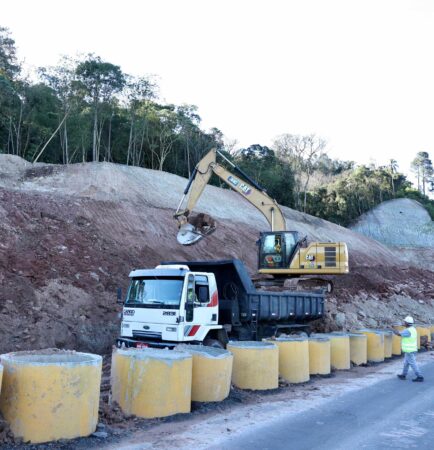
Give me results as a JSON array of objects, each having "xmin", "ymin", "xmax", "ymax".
[
  {"xmin": 122, "ymin": 323, "xmax": 130, "ymax": 328},
  {"xmin": 166, "ymin": 327, "xmax": 176, "ymax": 332}
]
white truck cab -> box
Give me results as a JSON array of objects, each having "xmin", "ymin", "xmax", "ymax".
[{"xmin": 117, "ymin": 264, "xmax": 222, "ymax": 348}]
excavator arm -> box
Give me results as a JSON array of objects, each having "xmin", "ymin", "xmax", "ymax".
[{"xmin": 175, "ymin": 148, "xmax": 286, "ymax": 245}]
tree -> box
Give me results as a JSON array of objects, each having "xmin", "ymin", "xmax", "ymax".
[
  {"xmin": 273, "ymin": 133, "xmax": 326, "ymax": 211},
  {"xmin": 0, "ymin": 26, "xmax": 20, "ymax": 79},
  {"xmin": 124, "ymin": 75, "xmax": 157, "ymax": 166},
  {"xmin": 76, "ymin": 55, "xmax": 125, "ymax": 161},
  {"xmin": 411, "ymin": 151, "xmax": 434, "ymax": 195},
  {"xmin": 0, "ymin": 26, "xmax": 22, "ymax": 155},
  {"xmin": 388, "ymin": 159, "xmax": 398, "ymax": 197}
]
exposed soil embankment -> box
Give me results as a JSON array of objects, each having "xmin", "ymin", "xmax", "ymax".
[{"xmin": 0, "ymin": 155, "xmax": 433, "ymax": 353}]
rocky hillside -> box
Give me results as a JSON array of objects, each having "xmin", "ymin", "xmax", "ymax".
[{"xmin": 0, "ymin": 155, "xmax": 433, "ymax": 354}]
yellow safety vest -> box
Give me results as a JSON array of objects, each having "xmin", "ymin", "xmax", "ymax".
[{"xmin": 401, "ymin": 326, "xmax": 417, "ymax": 353}]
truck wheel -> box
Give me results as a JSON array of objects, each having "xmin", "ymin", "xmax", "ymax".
[{"xmin": 203, "ymin": 338, "xmax": 225, "ymax": 349}]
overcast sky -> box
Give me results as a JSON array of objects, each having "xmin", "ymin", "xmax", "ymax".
[{"xmin": 2, "ymin": 0, "xmax": 434, "ymax": 177}]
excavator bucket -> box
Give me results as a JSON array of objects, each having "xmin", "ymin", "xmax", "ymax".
[{"xmin": 176, "ymin": 213, "xmax": 216, "ymax": 246}]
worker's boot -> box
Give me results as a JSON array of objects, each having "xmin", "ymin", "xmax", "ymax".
[
  {"xmin": 412, "ymin": 376, "xmax": 424, "ymax": 382},
  {"xmin": 397, "ymin": 374, "xmax": 406, "ymax": 380}
]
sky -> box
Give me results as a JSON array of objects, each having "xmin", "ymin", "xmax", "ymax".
[{"xmin": 2, "ymin": 0, "xmax": 434, "ymax": 178}]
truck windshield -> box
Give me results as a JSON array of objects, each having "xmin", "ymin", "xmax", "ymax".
[{"xmin": 125, "ymin": 276, "xmax": 184, "ymax": 309}]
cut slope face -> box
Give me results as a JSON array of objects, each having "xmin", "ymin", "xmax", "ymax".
[
  {"xmin": 0, "ymin": 156, "xmax": 433, "ymax": 354},
  {"xmin": 350, "ymin": 198, "xmax": 434, "ymax": 248}
]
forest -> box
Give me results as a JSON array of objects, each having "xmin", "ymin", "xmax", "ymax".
[{"xmin": 1, "ymin": 26, "xmax": 433, "ymax": 226}]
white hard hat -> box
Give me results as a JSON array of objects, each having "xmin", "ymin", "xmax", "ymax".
[{"xmin": 404, "ymin": 316, "xmax": 414, "ymax": 324}]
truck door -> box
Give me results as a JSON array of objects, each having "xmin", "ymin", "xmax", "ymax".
[{"xmin": 183, "ymin": 274, "xmax": 218, "ymax": 341}]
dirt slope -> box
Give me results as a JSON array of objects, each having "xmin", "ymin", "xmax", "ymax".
[{"xmin": 0, "ymin": 156, "xmax": 433, "ymax": 353}]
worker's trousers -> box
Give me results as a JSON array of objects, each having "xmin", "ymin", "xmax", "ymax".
[{"xmin": 402, "ymin": 352, "xmax": 422, "ymax": 377}]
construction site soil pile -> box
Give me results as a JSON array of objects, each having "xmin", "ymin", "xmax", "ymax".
[{"xmin": 0, "ymin": 155, "xmax": 433, "ymax": 353}]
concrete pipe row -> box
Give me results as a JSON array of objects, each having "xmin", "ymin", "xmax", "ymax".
[
  {"xmin": 0, "ymin": 350, "xmax": 102, "ymax": 444},
  {"xmin": 111, "ymin": 346, "xmax": 234, "ymax": 419}
]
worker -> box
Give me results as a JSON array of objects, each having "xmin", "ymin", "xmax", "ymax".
[{"xmin": 393, "ymin": 316, "xmax": 424, "ymax": 382}]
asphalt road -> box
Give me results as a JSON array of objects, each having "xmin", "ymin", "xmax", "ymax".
[{"xmin": 214, "ymin": 361, "xmax": 434, "ymax": 450}]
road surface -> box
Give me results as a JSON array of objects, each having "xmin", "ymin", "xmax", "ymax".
[{"xmin": 213, "ymin": 361, "xmax": 434, "ymax": 450}]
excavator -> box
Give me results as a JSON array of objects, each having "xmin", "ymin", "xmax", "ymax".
[{"xmin": 174, "ymin": 148, "xmax": 349, "ymax": 292}]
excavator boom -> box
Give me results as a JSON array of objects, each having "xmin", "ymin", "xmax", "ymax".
[{"xmin": 175, "ymin": 148, "xmax": 286, "ymax": 245}]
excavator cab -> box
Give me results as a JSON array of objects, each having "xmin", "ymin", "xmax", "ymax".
[{"xmin": 258, "ymin": 231, "xmax": 302, "ymax": 270}]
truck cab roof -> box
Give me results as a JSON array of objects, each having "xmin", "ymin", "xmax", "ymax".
[{"xmin": 129, "ymin": 267, "xmax": 190, "ymax": 278}]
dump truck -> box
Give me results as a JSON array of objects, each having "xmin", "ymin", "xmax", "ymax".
[{"xmin": 116, "ymin": 259, "xmax": 325, "ymax": 349}]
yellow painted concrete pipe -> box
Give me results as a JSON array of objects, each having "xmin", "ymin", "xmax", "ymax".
[
  {"xmin": 417, "ymin": 326, "xmax": 431, "ymax": 344},
  {"xmin": 0, "ymin": 363, "xmax": 3, "ymax": 395},
  {"xmin": 308, "ymin": 336, "xmax": 331, "ymax": 375},
  {"xmin": 111, "ymin": 348, "xmax": 192, "ymax": 418},
  {"xmin": 176, "ymin": 345, "xmax": 233, "ymax": 402},
  {"xmin": 355, "ymin": 330, "xmax": 384, "ymax": 363},
  {"xmin": 335, "ymin": 332, "xmax": 367, "ymax": 366},
  {"xmin": 392, "ymin": 334, "xmax": 402, "ymax": 356},
  {"xmin": 226, "ymin": 341, "xmax": 278, "ymax": 390},
  {"xmin": 265, "ymin": 337, "xmax": 309, "ymax": 384},
  {"xmin": 326, "ymin": 333, "xmax": 350, "ymax": 370},
  {"xmin": 0, "ymin": 350, "xmax": 102, "ymax": 444},
  {"xmin": 376, "ymin": 330, "xmax": 393, "ymax": 358}
]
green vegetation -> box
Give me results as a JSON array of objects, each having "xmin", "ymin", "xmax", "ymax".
[{"xmin": 1, "ymin": 26, "xmax": 433, "ymax": 225}]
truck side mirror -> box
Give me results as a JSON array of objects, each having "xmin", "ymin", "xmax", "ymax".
[{"xmin": 117, "ymin": 287, "xmax": 123, "ymax": 304}]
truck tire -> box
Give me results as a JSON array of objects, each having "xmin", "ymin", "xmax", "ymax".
[{"xmin": 203, "ymin": 338, "xmax": 225, "ymax": 349}]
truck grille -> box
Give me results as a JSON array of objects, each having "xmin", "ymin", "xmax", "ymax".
[
  {"xmin": 324, "ymin": 246, "xmax": 337, "ymax": 267},
  {"xmin": 132, "ymin": 330, "xmax": 162, "ymax": 340}
]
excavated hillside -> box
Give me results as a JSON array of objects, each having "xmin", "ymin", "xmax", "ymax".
[{"xmin": 0, "ymin": 155, "xmax": 433, "ymax": 354}]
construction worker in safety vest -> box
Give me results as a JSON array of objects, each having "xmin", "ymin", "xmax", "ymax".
[{"xmin": 393, "ymin": 316, "xmax": 424, "ymax": 382}]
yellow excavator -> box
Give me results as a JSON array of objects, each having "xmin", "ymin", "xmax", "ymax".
[{"xmin": 174, "ymin": 148, "xmax": 349, "ymax": 292}]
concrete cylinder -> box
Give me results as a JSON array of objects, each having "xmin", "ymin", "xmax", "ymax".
[
  {"xmin": 342, "ymin": 333, "xmax": 367, "ymax": 366},
  {"xmin": 308, "ymin": 336, "xmax": 331, "ymax": 375},
  {"xmin": 392, "ymin": 334, "xmax": 402, "ymax": 356},
  {"xmin": 417, "ymin": 326, "xmax": 431, "ymax": 345},
  {"xmin": 327, "ymin": 333, "xmax": 350, "ymax": 370},
  {"xmin": 176, "ymin": 345, "xmax": 233, "ymax": 402},
  {"xmin": 0, "ymin": 364, "xmax": 3, "ymax": 395},
  {"xmin": 266, "ymin": 337, "xmax": 309, "ymax": 384},
  {"xmin": 356, "ymin": 330, "xmax": 384, "ymax": 362},
  {"xmin": 376, "ymin": 330, "xmax": 393, "ymax": 358},
  {"xmin": 0, "ymin": 350, "xmax": 102, "ymax": 444},
  {"xmin": 226, "ymin": 341, "xmax": 278, "ymax": 390},
  {"xmin": 111, "ymin": 348, "xmax": 192, "ymax": 418},
  {"xmin": 415, "ymin": 326, "xmax": 425, "ymax": 349}
]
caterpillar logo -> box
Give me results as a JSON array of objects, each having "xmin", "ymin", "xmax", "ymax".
[{"xmin": 227, "ymin": 176, "xmax": 252, "ymax": 195}]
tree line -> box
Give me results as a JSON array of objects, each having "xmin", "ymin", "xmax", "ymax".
[{"xmin": 1, "ymin": 26, "xmax": 433, "ymax": 225}]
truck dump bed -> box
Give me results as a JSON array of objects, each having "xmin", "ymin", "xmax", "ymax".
[{"xmin": 161, "ymin": 259, "xmax": 325, "ymax": 324}]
